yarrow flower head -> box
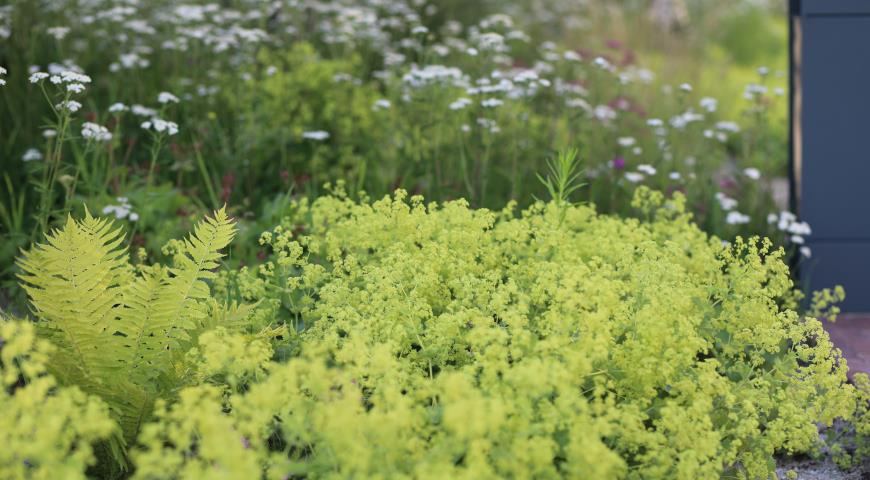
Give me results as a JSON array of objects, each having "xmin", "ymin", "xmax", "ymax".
[
  {"xmin": 29, "ymin": 72, "xmax": 49, "ymax": 83},
  {"xmin": 102, "ymin": 196, "xmax": 139, "ymax": 221},
  {"xmin": 141, "ymin": 118, "xmax": 179, "ymax": 136},
  {"xmin": 66, "ymin": 83, "xmax": 85, "ymax": 94},
  {"xmin": 637, "ymin": 164, "xmax": 657, "ymax": 175},
  {"xmin": 617, "ymin": 137, "xmax": 636, "ymax": 148},
  {"xmin": 726, "ymin": 211, "xmax": 750, "ymax": 225},
  {"xmin": 56, "ymin": 100, "xmax": 83, "ymax": 113},
  {"xmin": 624, "ymin": 172, "xmax": 644, "ymax": 183},
  {"xmin": 108, "ymin": 102, "xmax": 128, "ymax": 113},
  {"xmin": 715, "ymin": 192, "xmax": 738, "ymax": 211},
  {"xmin": 481, "ymin": 98, "xmax": 503, "ymax": 108},
  {"xmin": 22, "ymin": 148, "xmax": 43, "ymax": 162},
  {"xmin": 449, "ymin": 98, "xmax": 472, "ymax": 110},
  {"xmin": 59, "ymin": 70, "xmax": 91, "ymax": 84},
  {"xmin": 157, "ymin": 91, "xmax": 180, "ymax": 104},
  {"xmin": 700, "ymin": 97, "xmax": 718, "ymax": 112},
  {"xmin": 82, "ymin": 122, "xmax": 113, "ymax": 142},
  {"xmin": 302, "ymin": 130, "xmax": 329, "ymax": 141}
]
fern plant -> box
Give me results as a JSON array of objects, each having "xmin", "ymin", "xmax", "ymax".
[{"xmin": 16, "ymin": 207, "xmax": 242, "ymax": 464}]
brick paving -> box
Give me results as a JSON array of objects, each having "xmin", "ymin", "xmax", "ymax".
[{"xmin": 825, "ymin": 314, "xmax": 870, "ymax": 377}]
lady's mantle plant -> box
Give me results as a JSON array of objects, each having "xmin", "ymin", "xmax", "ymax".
[
  {"xmin": 198, "ymin": 186, "xmax": 855, "ymax": 479},
  {"xmin": 2, "ymin": 188, "xmax": 864, "ymax": 478}
]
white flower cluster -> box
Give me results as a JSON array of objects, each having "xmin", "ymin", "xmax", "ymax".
[
  {"xmin": 22, "ymin": 148, "xmax": 43, "ymax": 162},
  {"xmin": 102, "ymin": 197, "xmax": 138, "ymax": 221},
  {"xmin": 108, "ymin": 102, "xmax": 128, "ymax": 113},
  {"xmin": 30, "ymin": 69, "xmax": 92, "ymax": 91},
  {"xmin": 0, "ymin": 65, "xmax": 6, "ymax": 86},
  {"xmin": 157, "ymin": 91, "xmax": 180, "ymax": 104},
  {"xmin": 55, "ymin": 100, "xmax": 83, "ymax": 113},
  {"xmin": 402, "ymin": 65, "xmax": 465, "ymax": 88},
  {"xmin": 715, "ymin": 192, "xmax": 738, "ymax": 211},
  {"xmin": 141, "ymin": 118, "xmax": 179, "ymax": 136},
  {"xmin": 82, "ymin": 122, "xmax": 112, "ymax": 142},
  {"xmin": 302, "ymin": 130, "xmax": 330, "ymax": 141},
  {"xmin": 726, "ymin": 211, "xmax": 750, "ymax": 225}
]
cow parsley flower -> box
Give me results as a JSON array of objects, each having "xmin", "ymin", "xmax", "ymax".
[
  {"xmin": 47, "ymin": 26, "xmax": 70, "ymax": 40},
  {"xmin": 743, "ymin": 84, "xmax": 768, "ymax": 100},
  {"xmin": 637, "ymin": 164, "xmax": 657, "ymax": 175},
  {"xmin": 102, "ymin": 197, "xmax": 138, "ymax": 221},
  {"xmin": 449, "ymin": 98, "xmax": 472, "ymax": 110},
  {"xmin": 158, "ymin": 91, "xmax": 180, "ymax": 104},
  {"xmin": 726, "ymin": 211, "xmax": 750, "ymax": 225},
  {"xmin": 60, "ymin": 71, "xmax": 91, "ymax": 84},
  {"xmin": 624, "ymin": 172, "xmax": 644, "ymax": 183},
  {"xmin": 476, "ymin": 118, "xmax": 500, "ymax": 133},
  {"xmin": 481, "ymin": 98, "xmax": 503, "ymax": 108},
  {"xmin": 715, "ymin": 192, "xmax": 738, "ymax": 211},
  {"xmin": 716, "ymin": 121, "xmax": 740, "ymax": 133},
  {"xmin": 800, "ymin": 246, "xmax": 812, "ymax": 258},
  {"xmin": 373, "ymin": 99, "xmax": 391, "ymax": 110},
  {"xmin": 302, "ymin": 130, "xmax": 329, "ymax": 141},
  {"xmin": 82, "ymin": 122, "xmax": 113, "ymax": 142},
  {"xmin": 29, "ymin": 72, "xmax": 49, "ymax": 83},
  {"xmin": 594, "ymin": 105, "xmax": 616, "ymax": 122},
  {"xmin": 56, "ymin": 100, "xmax": 82, "ymax": 112},
  {"xmin": 743, "ymin": 167, "xmax": 761, "ymax": 180},
  {"xmin": 22, "ymin": 148, "xmax": 43, "ymax": 162},
  {"xmin": 66, "ymin": 83, "xmax": 85, "ymax": 94},
  {"xmin": 617, "ymin": 137, "xmax": 636, "ymax": 148},
  {"xmin": 700, "ymin": 97, "xmax": 718, "ymax": 113},
  {"xmin": 108, "ymin": 102, "xmax": 128, "ymax": 113},
  {"xmin": 132, "ymin": 105, "xmax": 157, "ymax": 117},
  {"xmin": 141, "ymin": 118, "xmax": 179, "ymax": 136}
]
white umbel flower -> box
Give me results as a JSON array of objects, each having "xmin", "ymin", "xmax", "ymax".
[
  {"xmin": 302, "ymin": 130, "xmax": 329, "ymax": 141},
  {"xmin": 158, "ymin": 91, "xmax": 180, "ymax": 104}
]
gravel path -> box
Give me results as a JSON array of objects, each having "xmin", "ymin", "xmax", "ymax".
[{"xmin": 777, "ymin": 457, "xmax": 869, "ymax": 480}]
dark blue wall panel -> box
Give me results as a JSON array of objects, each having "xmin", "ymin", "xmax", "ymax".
[
  {"xmin": 800, "ymin": 3, "xmax": 870, "ymax": 310},
  {"xmin": 804, "ymin": 0, "xmax": 870, "ymax": 15}
]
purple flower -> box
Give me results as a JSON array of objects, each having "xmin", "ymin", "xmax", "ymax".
[
  {"xmin": 612, "ymin": 156, "xmax": 626, "ymax": 170},
  {"xmin": 241, "ymin": 436, "xmax": 251, "ymax": 449}
]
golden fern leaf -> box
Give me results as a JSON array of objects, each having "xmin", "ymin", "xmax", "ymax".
[
  {"xmin": 110, "ymin": 207, "xmax": 235, "ymax": 383},
  {"xmin": 17, "ymin": 212, "xmax": 127, "ymax": 384},
  {"xmin": 17, "ymin": 207, "xmax": 238, "ymax": 448},
  {"xmin": 155, "ymin": 206, "xmax": 236, "ymax": 340}
]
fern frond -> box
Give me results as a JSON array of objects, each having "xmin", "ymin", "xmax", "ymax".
[
  {"xmin": 113, "ymin": 207, "xmax": 235, "ymax": 368},
  {"xmin": 158, "ymin": 207, "xmax": 236, "ymax": 338},
  {"xmin": 17, "ymin": 213, "xmax": 128, "ymax": 384},
  {"xmin": 17, "ymin": 207, "xmax": 238, "ymax": 448}
]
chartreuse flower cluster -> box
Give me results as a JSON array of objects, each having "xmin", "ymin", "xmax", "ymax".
[
  {"xmin": 2, "ymin": 188, "xmax": 866, "ymax": 478},
  {"xmin": 208, "ymin": 186, "xmax": 856, "ymax": 479},
  {"xmin": 0, "ymin": 321, "xmax": 116, "ymax": 479}
]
